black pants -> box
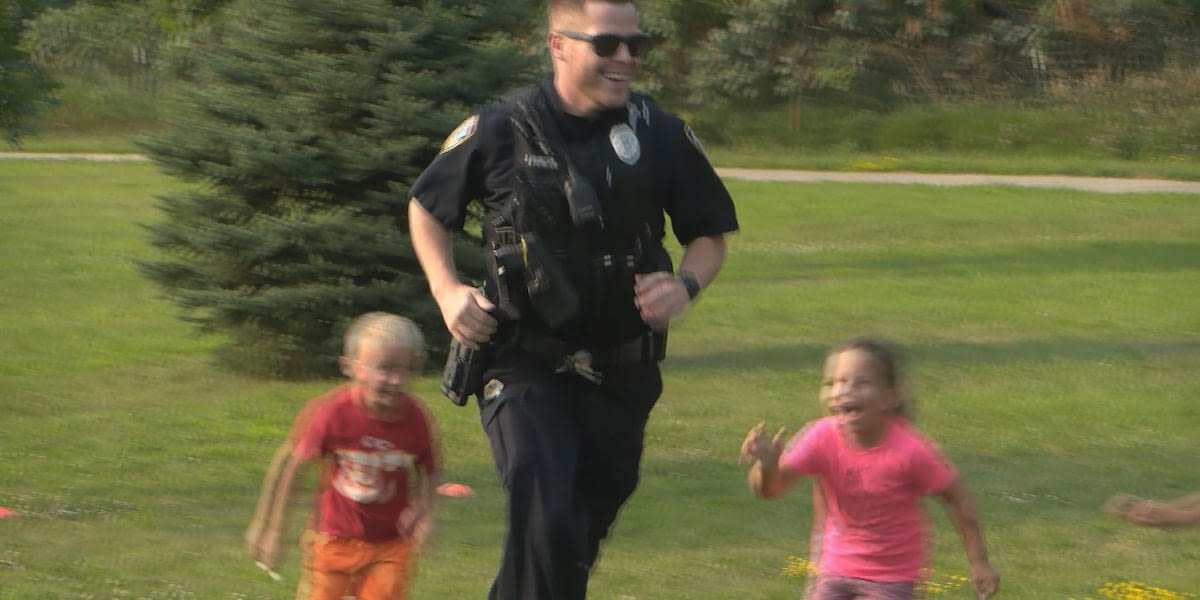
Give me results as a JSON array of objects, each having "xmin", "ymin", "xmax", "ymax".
[{"xmin": 479, "ymin": 351, "xmax": 662, "ymax": 600}]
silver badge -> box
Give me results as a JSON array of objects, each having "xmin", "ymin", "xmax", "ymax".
[
  {"xmin": 483, "ymin": 378, "xmax": 504, "ymax": 402},
  {"xmin": 609, "ymin": 123, "xmax": 640, "ymax": 165}
]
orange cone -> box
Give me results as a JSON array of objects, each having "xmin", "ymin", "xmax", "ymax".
[{"xmin": 436, "ymin": 483, "xmax": 475, "ymax": 497}]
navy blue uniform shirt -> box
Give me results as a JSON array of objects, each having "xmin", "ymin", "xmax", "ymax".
[{"xmin": 411, "ymin": 79, "xmax": 738, "ymax": 343}]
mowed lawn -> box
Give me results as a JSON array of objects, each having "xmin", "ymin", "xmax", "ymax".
[{"xmin": 1, "ymin": 160, "xmax": 1197, "ymax": 599}]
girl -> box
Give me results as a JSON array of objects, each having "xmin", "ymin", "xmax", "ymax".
[{"xmin": 741, "ymin": 337, "xmax": 999, "ymax": 599}]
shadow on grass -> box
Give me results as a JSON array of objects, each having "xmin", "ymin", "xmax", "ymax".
[
  {"xmin": 668, "ymin": 337, "xmax": 1200, "ymax": 372},
  {"xmin": 635, "ymin": 440, "xmax": 1199, "ymax": 547},
  {"xmin": 743, "ymin": 240, "xmax": 1200, "ymax": 278}
]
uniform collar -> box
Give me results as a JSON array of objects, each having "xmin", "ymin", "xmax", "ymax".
[{"xmin": 539, "ymin": 77, "xmax": 628, "ymax": 141}]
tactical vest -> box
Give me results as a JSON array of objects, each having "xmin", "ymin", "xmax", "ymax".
[{"xmin": 484, "ymin": 86, "xmax": 670, "ymax": 346}]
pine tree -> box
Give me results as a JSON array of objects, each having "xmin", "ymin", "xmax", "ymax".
[
  {"xmin": 1, "ymin": 0, "xmax": 57, "ymax": 146},
  {"xmin": 138, "ymin": 0, "xmax": 539, "ymax": 377}
]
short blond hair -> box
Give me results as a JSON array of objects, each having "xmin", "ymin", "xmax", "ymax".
[
  {"xmin": 549, "ymin": 0, "xmax": 637, "ymax": 27},
  {"xmin": 343, "ymin": 312, "xmax": 426, "ymax": 369}
]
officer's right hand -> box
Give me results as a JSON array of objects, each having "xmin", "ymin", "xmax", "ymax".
[{"xmin": 438, "ymin": 283, "xmax": 497, "ymax": 350}]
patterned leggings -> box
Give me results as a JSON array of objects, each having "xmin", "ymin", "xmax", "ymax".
[{"xmin": 809, "ymin": 575, "xmax": 917, "ymax": 600}]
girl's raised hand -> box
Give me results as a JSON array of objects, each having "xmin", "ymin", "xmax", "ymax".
[{"xmin": 739, "ymin": 421, "xmax": 786, "ymax": 465}]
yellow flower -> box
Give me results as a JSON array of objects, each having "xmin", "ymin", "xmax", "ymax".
[
  {"xmin": 780, "ymin": 556, "xmax": 818, "ymax": 579},
  {"xmin": 1096, "ymin": 580, "xmax": 1193, "ymax": 600}
]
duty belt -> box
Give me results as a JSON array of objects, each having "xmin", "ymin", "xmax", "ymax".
[{"xmin": 517, "ymin": 331, "xmax": 657, "ymax": 384}]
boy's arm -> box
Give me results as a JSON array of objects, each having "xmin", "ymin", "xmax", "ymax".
[
  {"xmin": 418, "ymin": 412, "xmax": 445, "ymax": 547},
  {"xmin": 251, "ymin": 450, "xmax": 312, "ymax": 571},
  {"xmin": 398, "ymin": 405, "xmax": 443, "ymax": 549},
  {"xmin": 396, "ymin": 460, "xmax": 444, "ymax": 549},
  {"xmin": 938, "ymin": 479, "xmax": 999, "ymax": 598},
  {"xmin": 245, "ymin": 440, "xmax": 294, "ymax": 555},
  {"xmin": 412, "ymin": 460, "xmax": 441, "ymax": 549}
]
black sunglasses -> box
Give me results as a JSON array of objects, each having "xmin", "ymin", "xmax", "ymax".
[{"xmin": 557, "ymin": 30, "xmax": 653, "ymax": 58}]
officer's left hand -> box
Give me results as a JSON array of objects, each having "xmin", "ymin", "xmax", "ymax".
[{"xmin": 633, "ymin": 271, "xmax": 690, "ymax": 331}]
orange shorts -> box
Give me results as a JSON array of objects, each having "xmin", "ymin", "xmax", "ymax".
[{"xmin": 301, "ymin": 532, "xmax": 415, "ymax": 600}]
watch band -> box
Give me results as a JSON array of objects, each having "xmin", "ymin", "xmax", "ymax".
[{"xmin": 678, "ymin": 271, "xmax": 701, "ymax": 301}]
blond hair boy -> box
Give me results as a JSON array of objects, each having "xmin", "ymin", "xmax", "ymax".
[{"xmin": 246, "ymin": 312, "xmax": 441, "ymax": 600}]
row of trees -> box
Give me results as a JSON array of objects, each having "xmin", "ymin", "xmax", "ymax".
[
  {"xmin": 649, "ymin": 0, "xmax": 1200, "ymax": 108},
  {"xmin": 5, "ymin": 0, "xmax": 1199, "ymax": 376},
  {"xmin": 11, "ymin": 1, "xmax": 1200, "ymax": 127},
  {"xmin": 1, "ymin": 0, "xmax": 57, "ymax": 145}
]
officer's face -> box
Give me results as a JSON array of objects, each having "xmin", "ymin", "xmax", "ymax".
[{"xmin": 550, "ymin": 1, "xmax": 642, "ymax": 117}]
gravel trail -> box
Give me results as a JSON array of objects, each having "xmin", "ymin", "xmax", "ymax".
[{"xmin": 4, "ymin": 152, "xmax": 1197, "ymax": 194}]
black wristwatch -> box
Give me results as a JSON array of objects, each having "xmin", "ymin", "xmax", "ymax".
[{"xmin": 678, "ymin": 270, "xmax": 701, "ymax": 301}]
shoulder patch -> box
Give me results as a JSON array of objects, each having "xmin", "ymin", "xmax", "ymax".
[
  {"xmin": 440, "ymin": 115, "xmax": 478, "ymax": 154},
  {"xmin": 684, "ymin": 123, "xmax": 710, "ymax": 162}
]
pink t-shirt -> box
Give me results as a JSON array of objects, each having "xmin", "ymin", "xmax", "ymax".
[
  {"xmin": 295, "ymin": 386, "xmax": 438, "ymax": 542},
  {"xmin": 780, "ymin": 416, "xmax": 956, "ymax": 582}
]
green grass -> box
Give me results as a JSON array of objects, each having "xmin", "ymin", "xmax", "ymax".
[
  {"xmin": 14, "ymin": 135, "xmax": 1200, "ymax": 182},
  {"xmin": 13, "ymin": 132, "xmax": 148, "ymax": 153},
  {"xmin": 2, "ymin": 161, "xmax": 1199, "ymax": 599},
  {"xmin": 704, "ymin": 146, "xmax": 1200, "ymax": 181}
]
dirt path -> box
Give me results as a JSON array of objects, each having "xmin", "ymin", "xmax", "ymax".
[
  {"xmin": 0, "ymin": 152, "xmax": 152, "ymax": 163},
  {"xmin": 715, "ymin": 168, "xmax": 1200, "ymax": 195},
  {"xmin": 4, "ymin": 152, "xmax": 1199, "ymax": 194}
]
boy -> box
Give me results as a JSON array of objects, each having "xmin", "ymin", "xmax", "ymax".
[{"xmin": 247, "ymin": 312, "xmax": 441, "ymax": 600}]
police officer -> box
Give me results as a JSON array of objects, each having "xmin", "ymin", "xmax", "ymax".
[{"xmin": 408, "ymin": 1, "xmax": 738, "ymax": 598}]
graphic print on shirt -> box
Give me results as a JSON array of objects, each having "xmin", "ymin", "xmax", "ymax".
[{"xmin": 331, "ymin": 436, "xmax": 417, "ymax": 504}]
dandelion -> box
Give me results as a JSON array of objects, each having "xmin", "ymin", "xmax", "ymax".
[
  {"xmin": 780, "ymin": 556, "xmax": 1194, "ymax": 599},
  {"xmin": 780, "ymin": 555, "xmax": 818, "ymax": 579},
  {"xmin": 916, "ymin": 570, "xmax": 967, "ymax": 596},
  {"xmin": 1097, "ymin": 580, "xmax": 1196, "ymax": 600},
  {"xmin": 846, "ymin": 157, "xmax": 903, "ymax": 172}
]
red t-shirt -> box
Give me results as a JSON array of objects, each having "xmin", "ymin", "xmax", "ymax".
[
  {"xmin": 294, "ymin": 386, "xmax": 438, "ymax": 541},
  {"xmin": 780, "ymin": 416, "xmax": 956, "ymax": 582}
]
